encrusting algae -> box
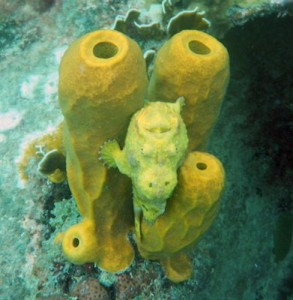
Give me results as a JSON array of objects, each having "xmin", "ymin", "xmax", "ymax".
[{"xmin": 18, "ymin": 29, "xmax": 229, "ymax": 282}]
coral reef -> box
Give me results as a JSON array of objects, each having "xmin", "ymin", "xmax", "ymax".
[
  {"xmin": 115, "ymin": 266, "xmax": 160, "ymax": 299},
  {"xmin": 166, "ymin": 7, "xmax": 210, "ymax": 37},
  {"xmin": 2, "ymin": 0, "xmax": 292, "ymax": 299},
  {"xmin": 18, "ymin": 28, "xmax": 228, "ymax": 283},
  {"xmin": 113, "ymin": 2, "xmax": 209, "ymax": 42},
  {"xmin": 70, "ymin": 277, "xmax": 110, "ymax": 300}
]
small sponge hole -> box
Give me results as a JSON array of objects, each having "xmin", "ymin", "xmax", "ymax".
[
  {"xmin": 93, "ymin": 42, "xmax": 118, "ymax": 59},
  {"xmin": 196, "ymin": 162, "xmax": 207, "ymax": 170},
  {"xmin": 72, "ymin": 237, "xmax": 80, "ymax": 248},
  {"xmin": 189, "ymin": 40, "xmax": 211, "ymax": 55}
]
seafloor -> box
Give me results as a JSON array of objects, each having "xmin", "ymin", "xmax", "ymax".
[{"xmin": 0, "ymin": 0, "xmax": 292, "ymax": 299}]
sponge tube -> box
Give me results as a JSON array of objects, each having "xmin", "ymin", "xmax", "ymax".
[{"xmin": 148, "ymin": 30, "xmax": 229, "ymax": 150}]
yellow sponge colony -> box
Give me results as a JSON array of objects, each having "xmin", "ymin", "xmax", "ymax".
[
  {"xmin": 59, "ymin": 29, "xmax": 147, "ymax": 141},
  {"xmin": 17, "ymin": 29, "xmax": 227, "ymax": 280},
  {"xmin": 148, "ymin": 30, "xmax": 230, "ymax": 150},
  {"xmin": 56, "ymin": 30, "xmax": 148, "ymax": 272},
  {"xmin": 136, "ymin": 151, "xmax": 225, "ymax": 282}
]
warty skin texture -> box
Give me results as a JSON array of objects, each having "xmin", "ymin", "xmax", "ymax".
[{"xmin": 100, "ymin": 98, "xmax": 188, "ymax": 223}]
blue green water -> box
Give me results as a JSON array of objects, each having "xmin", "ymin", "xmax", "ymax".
[{"xmin": 0, "ymin": 1, "xmax": 292, "ymax": 299}]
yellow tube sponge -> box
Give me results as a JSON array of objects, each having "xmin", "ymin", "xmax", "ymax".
[
  {"xmin": 56, "ymin": 30, "xmax": 148, "ymax": 272},
  {"xmin": 148, "ymin": 30, "xmax": 230, "ymax": 150},
  {"xmin": 136, "ymin": 151, "xmax": 225, "ymax": 282},
  {"xmin": 57, "ymin": 220, "xmax": 100, "ymax": 265}
]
